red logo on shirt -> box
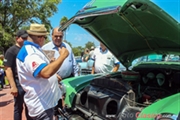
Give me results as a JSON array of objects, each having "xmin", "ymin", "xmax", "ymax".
[{"xmin": 32, "ymin": 61, "xmax": 39, "ymax": 69}]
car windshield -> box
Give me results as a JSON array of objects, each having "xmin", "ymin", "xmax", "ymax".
[{"xmin": 138, "ymin": 54, "xmax": 180, "ymax": 62}]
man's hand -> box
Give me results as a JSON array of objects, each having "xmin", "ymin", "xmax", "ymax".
[
  {"xmin": 58, "ymin": 47, "xmax": 69, "ymax": 60},
  {"xmin": 11, "ymin": 87, "xmax": 18, "ymax": 97},
  {"xmin": 56, "ymin": 74, "xmax": 62, "ymax": 82},
  {"xmin": 50, "ymin": 57, "xmax": 56, "ymax": 63}
]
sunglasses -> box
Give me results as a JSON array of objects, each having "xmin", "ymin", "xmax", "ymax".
[
  {"xmin": 37, "ymin": 36, "xmax": 47, "ymax": 39},
  {"xmin": 54, "ymin": 35, "xmax": 63, "ymax": 38}
]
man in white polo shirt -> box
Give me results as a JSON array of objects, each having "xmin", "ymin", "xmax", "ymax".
[
  {"xmin": 16, "ymin": 23, "xmax": 69, "ymax": 120},
  {"xmin": 91, "ymin": 43, "xmax": 120, "ymax": 74}
]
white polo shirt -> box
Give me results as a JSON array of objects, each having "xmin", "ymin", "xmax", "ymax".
[
  {"xmin": 16, "ymin": 41, "xmax": 61, "ymax": 117},
  {"xmin": 92, "ymin": 46, "xmax": 120, "ymax": 73}
]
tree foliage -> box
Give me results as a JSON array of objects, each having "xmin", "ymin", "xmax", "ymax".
[
  {"xmin": 60, "ymin": 16, "xmax": 68, "ymax": 26},
  {"xmin": 85, "ymin": 41, "xmax": 95, "ymax": 50},
  {"xmin": 72, "ymin": 42, "xmax": 96, "ymax": 56},
  {"xmin": 0, "ymin": 0, "xmax": 61, "ymax": 52},
  {"xmin": 60, "ymin": 16, "xmax": 68, "ymax": 40},
  {"xmin": 72, "ymin": 46, "xmax": 84, "ymax": 56}
]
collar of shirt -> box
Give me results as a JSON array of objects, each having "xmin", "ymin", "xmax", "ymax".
[
  {"xmin": 100, "ymin": 47, "xmax": 108, "ymax": 54},
  {"xmin": 24, "ymin": 41, "xmax": 41, "ymax": 49},
  {"xmin": 52, "ymin": 42, "xmax": 66, "ymax": 51}
]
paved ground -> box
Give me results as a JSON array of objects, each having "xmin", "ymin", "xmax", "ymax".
[{"xmin": 0, "ymin": 86, "xmax": 26, "ymax": 120}]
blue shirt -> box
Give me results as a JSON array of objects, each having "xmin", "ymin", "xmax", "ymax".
[{"xmin": 42, "ymin": 41, "xmax": 79, "ymax": 78}]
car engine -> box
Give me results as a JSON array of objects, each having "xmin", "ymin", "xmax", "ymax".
[{"xmin": 58, "ymin": 62, "xmax": 180, "ymax": 120}]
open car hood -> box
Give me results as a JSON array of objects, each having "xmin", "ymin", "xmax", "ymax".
[{"xmin": 59, "ymin": 0, "xmax": 180, "ymax": 68}]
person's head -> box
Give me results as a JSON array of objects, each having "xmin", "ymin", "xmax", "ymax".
[
  {"xmin": 84, "ymin": 48, "xmax": 89, "ymax": 54},
  {"xmin": 27, "ymin": 23, "xmax": 48, "ymax": 47},
  {"xmin": 100, "ymin": 42, "xmax": 107, "ymax": 51},
  {"xmin": 52, "ymin": 27, "xmax": 64, "ymax": 47},
  {"xmin": 15, "ymin": 30, "xmax": 28, "ymax": 47}
]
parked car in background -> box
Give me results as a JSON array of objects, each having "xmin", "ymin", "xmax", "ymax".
[
  {"xmin": 75, "ymin": 56, "xmax": 82, "ymax": 64},
  {"xmin": 75, "ymin": 56, "xmax": 93, "ymax": 75},
  {"xmin": 58, "ymin": 0, "xmax": 180, "ymax": 120}
]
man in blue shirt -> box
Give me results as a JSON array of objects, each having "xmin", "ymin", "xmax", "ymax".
[
  {"xmin": 42, "ymin": 27, "xmax": 79, "ymax": 79},
  {"xmin": 42, "ymin": 27, "xmax": 79, "ymax": 117}
]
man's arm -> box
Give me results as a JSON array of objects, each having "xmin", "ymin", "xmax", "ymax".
[
  {"xmin": 39, "ymin": 47, "xmax": 69, "ymax": 78},
  {"xmin": 4, "ymin": 66, "xmax": 18, "ymax": 97},
  {"xmin": 91, "ymin": 62, "xmax": 95, "ymax": 74},
  {"xmin": 112, "ymin": 64, "xmax": 120, "ymax": 72},
  {"xmin": 91, "ymin": 51, "xmax": 96, "ymax": 74}
]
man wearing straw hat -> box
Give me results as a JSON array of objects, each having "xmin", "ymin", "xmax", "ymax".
[{"xmin": 16, "ymin": 23, "xmax": 69, "ymax": 120}]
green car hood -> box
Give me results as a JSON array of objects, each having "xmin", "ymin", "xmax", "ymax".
[
  {"xmin": 137, "ymin": 93, "xmax": 180, "ymax": 120},
  {"xmin": 59, "ymin": 0, "xmax": 180, "ymax": 68}
]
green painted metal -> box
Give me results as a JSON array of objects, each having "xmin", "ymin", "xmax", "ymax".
[
  {"xmin": 133, "ymin": 61, "xmax": 180, "ymax": 70},
  {"xmin": 82, "ymin": 0, "xmax": 127, "ymax": 11},
  {"xmin": 59, "ymin": 0, "xmax": 180, "ymax": 115},
  {"xmin": 62, "ymin": 73, "xmax": 104, "ymax": 107},
  {"xmin": 137, "ymin": 93, "xmax": 180, "ymax": 120},
  {"xmin": 65, "ymin": 0, "xmax": 180, "ymax": 68}
]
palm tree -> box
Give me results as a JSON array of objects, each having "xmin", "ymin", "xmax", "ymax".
[{"xmin": 60, "ymin": 16, "xmax": 68, "ymax": 40}]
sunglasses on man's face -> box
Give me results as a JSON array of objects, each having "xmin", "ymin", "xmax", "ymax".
[
  {"xmin": 54, "ymin": 35, "xmax": 63, "ymax": 38},
  {"xmin": 37, "ymin": 36, "xmax": 47, "ymax": 39}
]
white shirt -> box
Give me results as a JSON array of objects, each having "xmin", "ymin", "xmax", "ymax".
[
  {"xmin": 16, "ymin": 41, "xmax": 61, "ymax": 117},
  {"xmin": 42, "ymin": 42, "xmax": 79, "ymax": 78},
  {"xmin": 89, "ymin": 50, "xmax": 94, "ymax": 58},
  {"xmin": 92, "ymin": 46, "xmax": 120, "ymax": 73}
]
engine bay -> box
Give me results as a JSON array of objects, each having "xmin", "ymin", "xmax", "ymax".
[
  {"xmin": 69, "ymin": 62, "xmax": 180, "ymax": 120},
  {"xmin": 132, "ymin": 62, "xmax": 180, "ymax": 105}
]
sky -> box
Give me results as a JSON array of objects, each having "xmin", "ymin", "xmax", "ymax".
[{"xmin": 49, "ymin": 0, "xmax": 180, "ymax": 48}]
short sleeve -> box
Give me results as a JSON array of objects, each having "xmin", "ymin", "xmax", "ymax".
[
  {"xmin": 25, "ymin": 54, "xmax": 48, "ymax": 77},
  {"xmin": 113, "ymin": 55, "xmax": 120, "ymax": 65},
  {"xmin": 91, "ymin": 49, "xmax": 97, "ymax": 61},
  {"xmin": 4, "ymin": 51, "xmax": 15, "ymax": 67}
]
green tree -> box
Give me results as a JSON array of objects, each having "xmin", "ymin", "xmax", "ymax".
[
  {"xmin": 85, "ymin": 41, "xmax": 95, "ymax": 50},
  {"xmin": 72, "ymin": 46, "xmax": 84, "ymax": 56},
  {"xmin": 0, "ymin": 0, "xmax": 61, "ymax": 52},
  {"xmin": 60, "ymin": 16, "xmax": 68, "ymax": 40}
]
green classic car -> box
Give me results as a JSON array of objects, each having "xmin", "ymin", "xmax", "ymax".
[{"xmin": 58, "ymin": 0, "xmax": 180, "ymax": 120}]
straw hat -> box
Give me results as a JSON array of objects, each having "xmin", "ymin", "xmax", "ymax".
[{"xmin": 27, "ymin": 23, "xmax": 49, "ymax": 36}]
